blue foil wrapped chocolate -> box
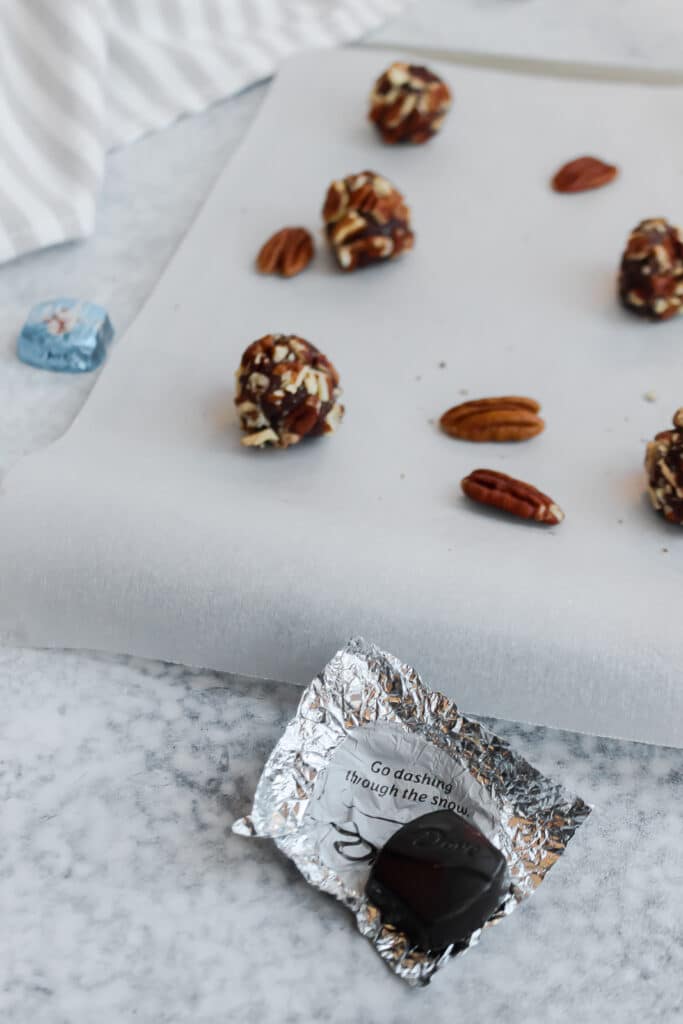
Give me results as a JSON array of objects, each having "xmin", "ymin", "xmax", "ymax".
[{"xmin": 17, "ymin": 298, "xmax": 114, "ymax": 373}]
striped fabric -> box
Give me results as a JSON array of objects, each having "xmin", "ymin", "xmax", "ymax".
[{"xmin": 0, "ymin": 0, "xmax": 407, "ymax": 265}]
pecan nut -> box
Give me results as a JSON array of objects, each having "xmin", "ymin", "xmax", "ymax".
[
  {"xmin": 440, "ymin": 396, "xmax": 544, "ymax": 442},
  {"xmin": 256, "ymin": 227, "xmax": 314, "ymax": 278},
  {"xmin": 551, "ymin": 156, "xmax": 618, "ymax": 193},
  {"xmin": 461, "ymin": 469, "xmax": 564, "ymax": 525}
]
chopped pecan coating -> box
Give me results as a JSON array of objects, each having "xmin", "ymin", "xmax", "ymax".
[
  {"xmin": 322, "ymin": 170, "xmax": 414, "ymax": 272},
  {"xmin": 235, "ymin": 334, "xmax": 344, "ymax": 449},
  {"xmin": 369, "ymin": 62, "xmax": 452, "ymax": 144},
  {"xmin": 645, "ymin": 408, "xmax": 683, "ymax": 523},
  {"xmin": 619, "ymin": 218, "xmax": 683, "ymax": 320}
]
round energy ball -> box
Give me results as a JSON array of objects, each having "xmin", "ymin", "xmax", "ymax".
[
  {"xmin": 235, "ymin": 334, "xmax": 344, "ymax": 449},
  {"xmin": 619, "ymin": 218, "xmax": 683, "ymax": 320},
  {"xmin": 369, "ymin": 62, "xmax": 452, "ymax": 144},
  {"xmin": 645, "ymin": 408, "xmax": 683, "ymax": 523},
  {"xmin": 322, "ymin": 170, "xmax": 414, "ymax": 272}
]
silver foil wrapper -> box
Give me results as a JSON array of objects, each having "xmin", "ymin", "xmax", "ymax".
[{"xmin": 233, "ymin": 638, "xmax": 591, "ymax": 986}]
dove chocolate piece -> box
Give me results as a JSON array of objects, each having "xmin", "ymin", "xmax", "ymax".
[{"xmin": 366, "ymin": 810, "xmax": 509, "ymax": 951}]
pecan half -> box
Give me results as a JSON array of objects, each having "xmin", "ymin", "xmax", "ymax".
[
  {"xmin": 461, "ymin": 469, "xmax": 564, "ymax": 524},
  {"xmin": 440, "ymin": 396, "xmax": 544, "ymax": 442},
  {"xmin": 551, "ymin": 156, "xmax": 618, "ymax": 193},
  {"xmin": 256, "ymin": 227, "xmax": 314, "ymax": 277}
]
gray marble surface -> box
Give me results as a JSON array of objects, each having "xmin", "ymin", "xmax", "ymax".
[
  {"xmin": 1, "ymin": 649, "xmax": 681, "ymax": 1022},
  {"xmin": 370, "ymin": 0, "xmax": 683, "ymax": 72},
  {"xmin": 2, "ymin": 4, "xmax": 683, "ymax": 1021}
]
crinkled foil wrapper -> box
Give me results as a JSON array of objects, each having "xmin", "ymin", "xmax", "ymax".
[{"xmin": 233, "ymin": 638, "xmax": 591, "ymax": 986}]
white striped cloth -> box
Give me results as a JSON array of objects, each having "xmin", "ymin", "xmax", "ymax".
[{"xmin": 0, "ymin": 0, "xmax": 407, "ymax": 265}]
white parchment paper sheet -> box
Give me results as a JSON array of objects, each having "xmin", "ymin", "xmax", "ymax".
[{"xmin": 1, "ymin": 51, "xmax": 681, "ymax": 746}]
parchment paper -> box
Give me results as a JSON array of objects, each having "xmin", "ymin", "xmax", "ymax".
[{"xmin": 1, "ymin": 51, "xmax": 681, "ymax": 746}]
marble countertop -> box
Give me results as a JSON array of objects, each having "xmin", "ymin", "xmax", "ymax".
[
  {"xmin": 3, "ymin": 649, "xmax": 681, "ymax": 1022},
  {"xmin": 370, "ymin": 0, "xmax": 683, "ymax": 73},
  {"xmin": 1, "ymin": 3, "xmax": 682, "ymax": 1021}
]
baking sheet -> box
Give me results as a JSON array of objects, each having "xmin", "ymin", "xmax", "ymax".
[{"xmin": 1, "ymin": 50, "xmax": 681, "ymax": 746}]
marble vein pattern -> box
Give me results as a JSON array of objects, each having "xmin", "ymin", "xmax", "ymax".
[{"xmin": 1, "ymin": 647, "xmax": 681, "ymax": 1023}]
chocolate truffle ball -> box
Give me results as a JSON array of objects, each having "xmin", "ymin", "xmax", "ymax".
[
  {"xmin": 322, "ymin": 170, "xmax": 414, "ymax": 272},
  {"xmin": 235, "ymin": 334, "xmax": 344, "ymax": 448},
  {"xmin": 645, "ymin": 408, "xmax": 683, "ymax": 523},
  {"xmin": 369, "ymin": 62, "xmax": 452, "ymax": 144},
  {"xmin": 366, "ymin": 811, "xmax": 509, "ymax": 952},
  {"xmin": 619, "ymin": 218, "xmax": 683, "ymax": 320}
]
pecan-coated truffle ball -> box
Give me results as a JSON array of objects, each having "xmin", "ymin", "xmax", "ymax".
[
  {"xmin": 645, "ymin": 408, "xmax": 683, "ymax": 523},
  {"xmin": 619, "ymin": 218, "xmax": 683, "ymax": 320},
  {"xmin": 235, "ymin": 334, "xmax": 344, "ymax": 449},
  {"xmin": 322, "ymin": 170, "xmax": 414, "ymax": 272},
  {"xmin": 369, "ymin": 62, "xmax": 452, "ymax": 144}
]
